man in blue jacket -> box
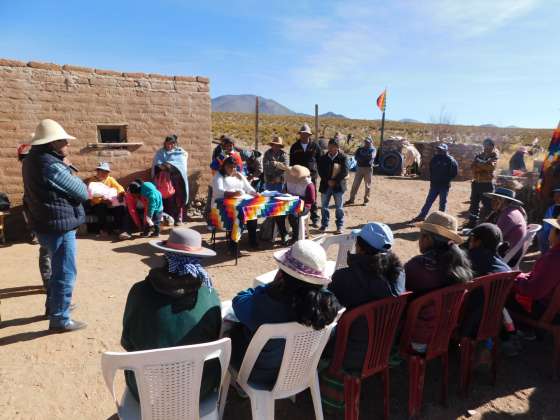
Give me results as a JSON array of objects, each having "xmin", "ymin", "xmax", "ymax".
[
  {"xmin": 22, "ymin": 119, "xmax": 89, "ymax": 332},
  {"xmin": 411, "ymin": 143, "xmax": 458, "ymax": 222},
  {"xmin": 345, "ymin": 136, "xmax": 376, "ymax": 206}
]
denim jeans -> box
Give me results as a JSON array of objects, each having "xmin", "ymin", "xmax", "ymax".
[
  {"xmin": 419, "ymin": 185, "xmax": 450, "ymax": 218},
  {"xmin": 321, "ymin": 188, "xmax": 344, "ymax": 228},
  {"xmin": 36, "ymin": 230, "xmax": 77, "ymax": 327}
]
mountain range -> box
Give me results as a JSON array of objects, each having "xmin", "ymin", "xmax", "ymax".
[{"xmin": 211, "ymin": 95, "xmax": 347, "ymax": 118}]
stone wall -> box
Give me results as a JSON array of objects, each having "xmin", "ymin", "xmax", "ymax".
[
  {"xmin": 415, "ymin": 141, "xmax": 483, "ymax": 181},
  {"xmin": 0, "ymin": 59, "xmax": 212, "ymax": 207}
]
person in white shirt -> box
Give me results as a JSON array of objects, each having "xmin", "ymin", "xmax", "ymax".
[{"xmin": 211, "ymin": 156, "xmax": 259, "ymax": 248}]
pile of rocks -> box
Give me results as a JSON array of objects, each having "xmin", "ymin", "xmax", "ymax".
[{"xmin": 415, "ymin": 141, "xmax": 483, "ymax": 181}]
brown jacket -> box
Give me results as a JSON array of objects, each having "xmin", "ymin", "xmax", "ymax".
[{"xmin": 471, "ymin": 150, "xmax": 499, "ymax": 183}]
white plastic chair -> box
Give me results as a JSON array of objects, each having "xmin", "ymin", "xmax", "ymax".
[
  {"xmin": 101, "ymin": 338, "xmax": 232, "ymax": 420},
  {"xmin": 298, "ymin": 212, "xmax": 310, "ymax": 240},
  {"xmin": 503, "ymin": 223, "xmax": 541, "ymax": 270},
  {"xmin": 317, "ymin": 233, "xmax": 355, "ymax": 270},
  {"xmin": 221, "ymin": 310, "xmax": 344, "ymax": 420}
]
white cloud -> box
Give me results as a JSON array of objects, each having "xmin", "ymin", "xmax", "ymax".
[{"xmin": 419, "ymin": 0, "xmax": 541, "ymax": 36}]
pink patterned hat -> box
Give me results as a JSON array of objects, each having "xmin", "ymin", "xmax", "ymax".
[{"xmin": 273, "ymin": 240, "xmax": 332, "ymax": 285}]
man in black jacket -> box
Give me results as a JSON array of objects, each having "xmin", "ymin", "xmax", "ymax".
[
  {"xmin": 289, "ymin": 123, "xmax": 322, "ymax": 227},
  {"xmin": 412, "ymin": 143, "xmax": 458, "ymax": 222},
  {"xmin": 317, "ymin": 137, "xmax": 348, "ymax": 234}
]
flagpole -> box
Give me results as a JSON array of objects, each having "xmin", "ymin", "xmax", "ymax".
[{"xmin": 380, "ymin": 110, "xmax": 386, "ymax": 152}]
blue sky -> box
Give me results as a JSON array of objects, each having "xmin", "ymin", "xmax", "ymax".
[{"xmin": 1, "ymin": 0, "xmax": 559, "ymax": 128}]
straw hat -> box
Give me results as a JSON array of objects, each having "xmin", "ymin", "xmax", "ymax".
[
  {"xmin": 416, "ymin": 211, "xmax": 463, "ymax": 244},
  {"xmin": 544, "ymin": 217, "xmax": 560, "ymax": 231},
  {"xmin": 484, "ymin": 187, "xmax": 523, "ymax": 205},
  {"xmin": 299, "ymin": 123, "xmax": 312, "ymax": 135},
  {"xmin": 31, "ymin": 119, "xmax": 76, "ymax": 146},
  {"xmin": 273, "ymin": 240, "xmax": 333, "ymax": 285},
  {"xmin": 285, "ymin": 165, "xmax": 310, "ymax": 180},
  {"xmin": 150, "ymin": 228, "xmax": 216, "ymax": 257},
  {"xmin": 269, "ymin": 136, "xmax": 284, "ymax": 147}
]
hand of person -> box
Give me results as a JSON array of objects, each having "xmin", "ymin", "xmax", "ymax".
[
  {"xmin": 328, "ymin": 180, "xmax": 337, "ymax": 188},
  {"xmin": 145, "ymin": 217, "xmax": 154, "ymax": 227}
]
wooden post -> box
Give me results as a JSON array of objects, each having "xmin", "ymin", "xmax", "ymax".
[
  {"xmin": 379, "ymin": 110, "xmax": 386, "ymax": 150},
  {"xmin": 255, "ymin": 96, "xmax": 259, "ymax": 150},
  {"xmin": 315, "ymin": 104, "xmax": 319, "ymax": 142}
]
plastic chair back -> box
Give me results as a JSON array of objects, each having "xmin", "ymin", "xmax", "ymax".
[
  {"xmin": 466, "ymin": 272, "xmax": 518, "ymax": 341},
  {"xmin": 297, "ymin": 212, "xmax": 309, "ymax": 240},
  {"xmin": 400, "ymin": 283, "xmax": 466, "ymax": 360},
  {"xmin": 237, "ymin": 309, "xmax": 345, "ymax": 400},
  {"xmin": 329, "ymin": 293, "xmax": 411, "ymax": 378},
  {"xmin": 319, "ymin": 234, "xmax": 355, "ymax": 270},
  {"xmin": 101, "ymin": 338, "xmax": 231, "ymax": 420},
  {"xmin": 503, "ymin": 224, "xmax": 541, "ymax": 270}
]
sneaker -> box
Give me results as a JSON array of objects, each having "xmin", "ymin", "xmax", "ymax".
[
  {"xmin": 344, "ymin": 200, "xmax": 354, "ymax": 206},
  {"xmin": 335, "ymin": 228, "xmax": 343, "ymax": 235},
  {"xmin": 150, "ymin": 231, "xmax": 160, "ymax": 238},
  {"xmin": 363, "ymin": 201, "xmax": 369, "ymax": 207},
  {"xmin": 118, "ymin": 232, "xmax": 132, "ymax": 240},
  {"xmin": 45, "ymin": 303, "xmax": 78, "ymax": 317},
  {"xmin": 49, "ymin": 319, "xmax": 88, "ymax": 333}
]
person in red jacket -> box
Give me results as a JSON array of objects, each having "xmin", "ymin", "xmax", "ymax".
[{"xmin": 508, "ymin": 217, "xmax": 560, "ymax": 323}]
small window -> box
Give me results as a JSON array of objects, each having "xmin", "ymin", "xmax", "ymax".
[{"xmin": 97, "ymin": 125, "xmax": 127, "ymax": 143}]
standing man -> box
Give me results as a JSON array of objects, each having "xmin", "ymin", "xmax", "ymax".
[
  {"xmin": 22, "ymin": 119, "xmax": 89, "ymax": 332},
  {"xmin": 466, "ymin": 138, "xmax": 499, "ymax": 228},
  {"xmin": 411, "ymin": 143, "xmax": 458, "ymax": 222},
  {"xmin": 345, "ymin": 136, "xmax": 376, "ymax": 206},
  {"xmin": 289, "ymin": 123, "xmax": 322, "ymax": 228},
  {"xmin": 318, "ymin": 137, "xmax": 348, "ymax": 234}
]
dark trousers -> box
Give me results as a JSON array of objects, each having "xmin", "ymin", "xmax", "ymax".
[
  {"xmin": 92, "ymin": 203, "xmax": 125, "ymax": 233},
  {"xmin": 246, "ymin": 219, "xmax": 258, "ymax": 246},
  {"xmin": 468, "ymin": 181, "xmax": 494, "ymax": 222},
  {"xmin": 419, "ymin": 184, "xmax": 450, "ymax": 218},
  {"xmin": 310, "ymin": 173, "xmax": 319, "ymax": 224}
]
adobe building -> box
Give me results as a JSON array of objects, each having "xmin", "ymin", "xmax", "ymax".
[{"xmin": 0, "ymin": 58, "xmax": 212, "ymax": 214}]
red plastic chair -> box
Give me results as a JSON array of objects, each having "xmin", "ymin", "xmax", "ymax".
[
  {"xmin": 457, "ymin": 272, "xmax": 518, "ymax": 396},
  {"xmin": 510, "ymin": 282, "xmax": 560, "ymax": 380},
  {"xmin": 327, "ymin": 293, "xmax": 411, "ymax": 420},
  {"xmin": 399, "ymin": 284, "xmax": 467, "ymax": 419}
]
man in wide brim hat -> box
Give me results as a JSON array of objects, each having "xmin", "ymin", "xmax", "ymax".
[
  {"xmin": 484, "ymin": 187, "xmax": 523, "ymax": 206},
  {"xmin": 22, "ymin": 119, "xmax": 89, "ymax": 332},
  {"xmin": 268, "ymin": 136, "xmax": 284, "ymax": 147}
]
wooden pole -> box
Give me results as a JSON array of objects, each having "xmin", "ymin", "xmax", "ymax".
[
  {"xmin": 314, "ymin": 104, "xmax": 319, "ymax": 142},
  {"xmin": 379, "ymin": 110, "xmax": 386, "ymax": 151},
  {"xmin": 255, "ymin": 96, "xmax": 259, "ymax": 150}
]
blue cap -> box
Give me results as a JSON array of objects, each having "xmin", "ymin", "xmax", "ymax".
[
  {"xmin": 352, "ymin": 222, "xmax": 394, "ymax": 251},
  {"xmin": 436, "ymin": 143, "xmax": 448, "ymax": 151}
]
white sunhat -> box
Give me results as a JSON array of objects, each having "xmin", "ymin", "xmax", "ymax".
[
  {"xmin": 273, "ymin": 240, "xmax": 333, "ymax": 285},
  {"xmin": 31, "ymin": 119, "xmax": 76, "ymax": 146}
]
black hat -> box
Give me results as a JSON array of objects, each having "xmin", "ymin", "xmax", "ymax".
[
  {"xmin": 470, "ymin": 223, "xmax": 503, "ymax": 251},
  {"xmin": 328, "ymin": 137, "xmax": 340, "ymax": 147}
]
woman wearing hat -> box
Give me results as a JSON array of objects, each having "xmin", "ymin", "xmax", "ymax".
[
  {"xmin": 507, "ymin": 217, "xmax": 560, "ymax": 324},
  {"xmin": 280, "ymin": 165, "xmax": 316, "ymax": 243},
  {"xmin": 263, "ymin": 136, "xmax": 288, "ymax": 192},
  {"xmin": 152, "ymin": 135, "xmax": 189, "ymax": 226},
  {"xmin": 405, "ymin": 211, "xmax": 473, "ymax": 351},
  {"xmin": 328, "ymin": 222, "xmax": 405, "ymax": 369},
  {"xmin": 484, "ymin": 187, "xmax": 527, "ymax": 266},
  {"xmin": 86, "ymin": 162, "xmax": 125, "ymax": 236},
  {"xmin": 121, "ymin": 228, "xmax": 222, "ymax": 402},
  {"xmin": 230, "ymin": 240, "xmax": 340, "ymax": 389}
]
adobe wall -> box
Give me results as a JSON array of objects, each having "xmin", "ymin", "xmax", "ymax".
[
  {"xmin": 0, "ymin": 58, "xmax": 212, "ymax": 207},
  {"xmin": 415, "ymin": 141, "xmax": 483, "ymax": 181}
]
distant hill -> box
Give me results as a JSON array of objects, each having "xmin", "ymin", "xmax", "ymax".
[
  {"xmin": 400, "ymin": 118, "xmax": 422, "ymax": 124},
  {"xmin": 212, "ymin": 95, "xmax": 297, "ymax": 115},
  {"xmin": 480, "ymin": 124, "xmax": 498, "ymax": 128},
  {"xmin": 320, "ymin": 111, "xmax": 347, "ymax": 119}
]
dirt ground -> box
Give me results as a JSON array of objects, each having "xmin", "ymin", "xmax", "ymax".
[{"xmin": 1, "ymin": 175, "xmax": 558, "ymax": 420}]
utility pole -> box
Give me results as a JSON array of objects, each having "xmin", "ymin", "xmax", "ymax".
[
  {"xmin": 314, "ymin": 104, "xmax": 319, "ymax": 142},
  {"xmin": 255, "ymin": 96, "xmax": 259, "ymax": 150}
]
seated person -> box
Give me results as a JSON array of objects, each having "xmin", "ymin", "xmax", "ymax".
[
  {"xmin": 86, "ymin": 162, "xmax": 125, "ymax": 235},
  {"xmin": 484, "ymin": 187, "xmax": 527, "ymax": 266},
  {"xmin": 241, "ymin": 149, "xmax": 263, "ymax": 191},
  {"xmin": 328, "ymin": 222, "xmax": 405, "ymax": 370},
  {"xmin": 507, "ymin": 217, "xmax": 560, "ymax": 324},
  {"xmin": 121, "ymin": 228, "xmax": 221, "ymax": 402},
  {"xmin": 405, "ymin": 211, "xmax": 473, "ymax": 352},
  {"xmin": 278, "ymin": 165, "xmax": 317, "ymax": 243},
  {"xmin": 539, "ymin": 188, "xmax": 560, "ymax": 252},
  {"xmin": 211, "ymin": 156, "xmax": 259, "ymax": 248},
  {"xmin": 230, "ymin": 240, "xmax": 340, "ymax": 389},
  {"xmin": 120, "ymin": 179, "xmax": 163, "ymax": 239},
  {"xmin": 210, "ymin": 135, "xmax": 244, "ymax": 175}
]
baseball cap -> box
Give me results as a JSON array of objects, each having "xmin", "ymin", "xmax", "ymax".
[
  {"xmin": 436, "ymin": 143, "xmax": 448, "ymax": 151},
  {"xmin": 352, "ymin": 222, "xmax": 394, "ymax": 251}
]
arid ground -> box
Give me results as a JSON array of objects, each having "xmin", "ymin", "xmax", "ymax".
[{"xmin": 1, "ymin": 175, "xmax": 558, "ymax": 420}]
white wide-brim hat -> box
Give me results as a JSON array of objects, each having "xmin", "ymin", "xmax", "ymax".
[
  {"xmin": 273, "ymin": 240, "xmax": 333, "ymax": 285},
  {"xmin": 31, "ymin": 119, "xmax": 76, "ymax": 146}
]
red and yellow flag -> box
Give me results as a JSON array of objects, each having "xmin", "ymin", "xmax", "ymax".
[{"xmin": 376, "ymin": 89, "xmax": 387, "ymax": 112}]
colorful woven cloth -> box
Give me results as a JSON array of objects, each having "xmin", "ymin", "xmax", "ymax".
[{"xmin": 208, "ymin": 195, "xmax": 303, "ymax": 242}]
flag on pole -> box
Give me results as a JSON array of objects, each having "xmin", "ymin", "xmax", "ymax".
[
  {"xmin": 376, "ymin": 89, "xmax": 387, "ymax": 112},
  {"xmin": 536, "ymin": 124, "xmax": 560, "ymax": 193}
]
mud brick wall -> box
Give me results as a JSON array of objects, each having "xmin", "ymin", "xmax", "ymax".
[
  {"xmin": 415, "ymin": 141, "xmax": 483, "ymax": 181},
  {"xmin": 0, "ymin": 59, "xmax": 212, "ymax": 207}
]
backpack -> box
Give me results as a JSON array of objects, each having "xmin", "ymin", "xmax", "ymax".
[{"xmin": 154, "ymin": 171, "xmax": 175, "ymax": 199}]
